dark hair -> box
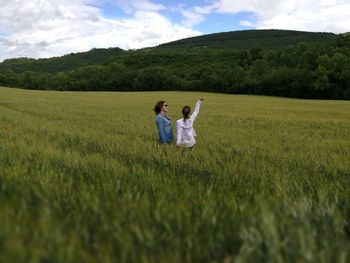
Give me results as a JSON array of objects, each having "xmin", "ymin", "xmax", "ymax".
[
  {"xmin": 182, "ymin": 106, "xmax": 191, "ymax": 122},
  {"xmin": 154, "ymin": 101, "xmax": 165, "ymax": 115}
]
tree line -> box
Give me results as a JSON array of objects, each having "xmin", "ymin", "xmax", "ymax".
[{"xmin": 0, "ymin": 34, "xmax": 349, "ymax": 99}]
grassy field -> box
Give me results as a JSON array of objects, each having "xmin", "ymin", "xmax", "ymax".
[{"xmin": 0, "ymin": 86, "xmax": 350, "ymax": 262}]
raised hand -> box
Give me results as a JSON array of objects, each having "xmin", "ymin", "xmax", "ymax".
[{"xmin": 199, "ymin": 96, "xmax": 205, "ymax": 101}]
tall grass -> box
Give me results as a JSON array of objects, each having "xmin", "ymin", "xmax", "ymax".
[{"xmin": 0, "ymin": 86, "xmax": 350, "ymax": 262}]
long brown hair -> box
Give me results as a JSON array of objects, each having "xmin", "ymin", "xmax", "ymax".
[
  {"xmin": 154, "ymin": 101, "xmax": 165, "ymax": 115},
  {"xmin": 182, "ymin": 106, "xmax": 191, "ymax": 122}
]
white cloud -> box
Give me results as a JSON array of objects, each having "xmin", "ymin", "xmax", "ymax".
[
  {"xmin": 170, "ymin": 4, "xmax": 207, "ymax": 27},
  {"xmin": 239, "ymin": 20, "xmax": 255, "ymax": 27},
  {"xmin": 214, "ymin": 0, "xmax": 350, "ymax": 33},
  {"xmin": 0, "ymin": 0, "xmax": 200, "ymax": 61},
  {"xmin": 108, "ymin": 0, "xmax": 166, "ymax": 14},
  {"xmin": 173, "ymin": 0, "xmax": 350, "ymax": 33}
]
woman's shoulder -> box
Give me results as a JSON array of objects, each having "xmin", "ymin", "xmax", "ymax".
[
  {"xmin": 176, "ymin": 119, "xmax": 192, "ymax": 128},
  {"xmin": 156, "ymin": 114, "xmax": 172, "ymax": 123},
  {"xmin": 155, "ymin": 114, "xmax": 163, "ymax": 122}
]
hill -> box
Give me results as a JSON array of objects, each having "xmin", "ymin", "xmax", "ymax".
[
  {"xmin": 157, "ymin": 29, "xmax": 336, "ymax": 49},
  {"xmin": 0, "ymin": 30, "xmax": 337, "ymax": 74},
  {"xmin": 0, "ymin": 47, "xmax": 124, "ymax": 73},
  {"xmin": 0, "ymin": 29, "xmax": 349, "ymax": 100}
]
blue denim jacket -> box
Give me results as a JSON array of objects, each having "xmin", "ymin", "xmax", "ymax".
[{"xmin": 155, "ymin": 114, "xmax": 174, "ymax": 144}]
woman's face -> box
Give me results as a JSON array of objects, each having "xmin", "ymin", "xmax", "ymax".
[{"xmin": 161, "ymin": 102, "xmax": 168, "ymax": 113}]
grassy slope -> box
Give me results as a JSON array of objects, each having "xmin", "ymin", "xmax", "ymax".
[{"xmin": 0, "ymin": 86, "xmax": 350, "ymax": 262}]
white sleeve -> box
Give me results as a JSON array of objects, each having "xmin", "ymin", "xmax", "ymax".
[
  {"xmin": 176, "ymin": 121, "xmax": 183, "ymax": 145},
  {"xmin": 189, "ymin": 100, "xmax": 201, "ymax": 122}
]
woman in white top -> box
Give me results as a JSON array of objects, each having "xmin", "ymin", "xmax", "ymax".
[{"xmin": 176, "ymin": 97, "xmax": 205, "ymax": 148}]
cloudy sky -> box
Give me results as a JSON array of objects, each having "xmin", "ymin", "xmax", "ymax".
[{"xmin": 0, "ymin": 0, "xmax": 349, "ymax": 61}]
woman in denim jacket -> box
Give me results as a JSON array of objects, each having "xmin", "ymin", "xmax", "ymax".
[{"xmin": 154, "ymin": 101, "xmax": 174, "ymax": 144}]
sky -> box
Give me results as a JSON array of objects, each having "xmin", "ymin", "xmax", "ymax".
[{"xmin": 0, "ymin": 0, "xmax": 350, "ymax": 61}]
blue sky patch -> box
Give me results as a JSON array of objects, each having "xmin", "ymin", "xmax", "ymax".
[
  {"xmin": 194, "ymin": 11, "xmax": 257, "ymax": 34},
  {"xmin": 96, "ymin": 1, "xmax": 258, "ymax": 35}
]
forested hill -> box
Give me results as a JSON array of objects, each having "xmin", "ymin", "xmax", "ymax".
[
  {"xmin": 158, "ymin": 29, "xmax": 336, "ymax": 49},
  {"xmin": 0, "ymin": 30, "xmax": 349, "ymax": 100},
  {"xmin": 0, "ymin": 47, "xmax": 124, "ymax": 73},
  {"xmin": 0, "ymin": 30, "xmax": 336, "ymax": 74}
]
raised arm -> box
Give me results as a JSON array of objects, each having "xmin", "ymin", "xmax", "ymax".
[
  {"xmin": 156, "ymin": 116, "xmax": 167, "ymax": 144},
  {"xmin": 189, "ymin": 96, "xmax": 205, "ymax": 122}
]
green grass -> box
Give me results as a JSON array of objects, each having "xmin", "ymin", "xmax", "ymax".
[{"xmin": 0, "ymin": 86, "xmax": 350, "ymax": 262}]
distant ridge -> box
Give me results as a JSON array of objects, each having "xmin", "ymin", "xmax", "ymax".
[
  {"xmin": 0, "ymin": 29, "xmax": 349, "ymax": 100},
  {"xmin": 0, "ymin": 47, "xmax": 124, "ymax": 73},
  {"xmin": 158, "ymin": 29, "xmax": 336, "ymax": 50},
  {"xmin": 0, "ymin": 29, "xmax": 338, "ymax": 74}
]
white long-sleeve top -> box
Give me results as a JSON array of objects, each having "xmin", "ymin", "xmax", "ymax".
[{"xmin": 176, "ymin": 100, "xmax": 201, "ymax": 146}]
